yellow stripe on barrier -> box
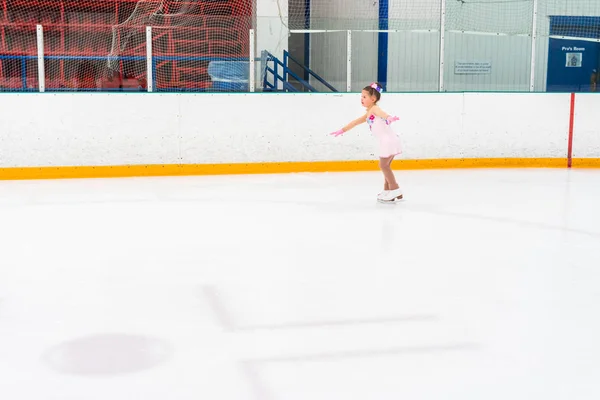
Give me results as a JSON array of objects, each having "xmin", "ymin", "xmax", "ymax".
[
  {"xmin": 571, "ymin": 158, "xmax": 600, "ymax": 168},
  {"xmin": 0, "ymin": 157, "xmax": 587, "ymax": 180}
]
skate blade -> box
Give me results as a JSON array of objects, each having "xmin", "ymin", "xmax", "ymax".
[{"xmin": 377, "ymin": 195, "xmax": 404, "ymax": 204}]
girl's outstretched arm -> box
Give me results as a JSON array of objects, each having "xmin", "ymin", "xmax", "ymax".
[
  {"xmin": 342, "ymin": 113, "xmax": 368, "ymax": 132},
  {"xmin": 331, "ymin": 113, "xmax": 368, "ymax": 136}
]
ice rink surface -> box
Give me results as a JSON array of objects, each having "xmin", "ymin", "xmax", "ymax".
[{"xmin": 0, "ymin": 168, "xmax": 599, "ymax": 399}]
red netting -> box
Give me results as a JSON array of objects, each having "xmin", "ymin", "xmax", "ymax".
[{"xmin": 0, "ymin": 0, "xmax": 254, "ymax": 91}]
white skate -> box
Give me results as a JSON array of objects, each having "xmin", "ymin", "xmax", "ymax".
[{"xmin": 377, "ymin": 188, "xmax": 403, "ymax": 203}]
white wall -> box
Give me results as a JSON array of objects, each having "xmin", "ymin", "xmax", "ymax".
[
  {"xmin": 302, "ymin": 0, "xmax": 600, "ymax": 92},
  {"xmin": 308, "ymin": 0, "xmax": 441, "ymax": 92},
  {"xmin": 256, "ymin": 0, "xmax": 288, "ymax": 58},
  {"xmin": 418, "ymin": 0, "xmax": 600, "ymax": 92},
  {"xmin": 256, "ymin": 0, "xmax": 288, "ymax": 88},
  {"xmin": 441, "ymin": 0, "xmax": 534, "ymax": 91},
  {"xmin": 442, "ymin": 33, "xmax": 532, "ymax": 92},
  {"xmin": 445, "ymin": 0, "xmax": 600, "ymax": 92},
  {"xmin": 387, "ymin": 0, "xmax": 442, "ymax": 92},
  {"xmin": 1, "ymin": 92, "xmax": 597, "ymax": 170},
  {"xmin": 387, "ymin": 31, "xmax": 440, "ymax": 92},
  {"xmin": 571, "ymin": 93, "xmax": 600, "ymax": 158},
  {"xmin": 308, "ymin": 0, "xmax": 378, "ymax": 92}
]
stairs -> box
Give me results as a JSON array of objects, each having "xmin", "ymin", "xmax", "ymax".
[{"xmin": 262, "ymin": 50, "xmax": 338, "ymax": 93}]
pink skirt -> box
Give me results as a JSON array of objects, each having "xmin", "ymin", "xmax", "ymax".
[{"xmin": 370, "ymin": 119, "xmax": 402, "ymax": 158}]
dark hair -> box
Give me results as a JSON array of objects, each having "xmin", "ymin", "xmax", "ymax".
[{"xmin": 363, "ymin": 82, "xmax": 382, "ymax": 103}]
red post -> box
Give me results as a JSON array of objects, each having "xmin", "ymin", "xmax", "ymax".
[{"xmin": 567, "ymin": 92, "xmax": 575, "ymax": 168}]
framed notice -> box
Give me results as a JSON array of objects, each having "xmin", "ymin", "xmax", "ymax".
[
  {"xmin": 565, "ymin": 52, "xmax": 582, "ymax": 67},
  {"xmin": 454, "ymin": 61, "xmax": 492, "ymax": 75}
]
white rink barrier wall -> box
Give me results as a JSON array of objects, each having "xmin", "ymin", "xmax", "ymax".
[{"xmin": 0, "ymin": 92, "xmax": 598, "ymax": 180}]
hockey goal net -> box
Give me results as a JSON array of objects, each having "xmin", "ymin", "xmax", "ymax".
[{"xmin": 0, "ymin": 0, "xmax": 254, "ymax": 91}]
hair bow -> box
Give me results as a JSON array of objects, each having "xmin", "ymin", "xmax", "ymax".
[{"xmin": 370, "ymin": 82, "xmax": 382, "ymax": 92}]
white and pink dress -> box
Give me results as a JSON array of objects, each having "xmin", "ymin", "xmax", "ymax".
[{"xmin": 367, "ymin": 114, "xmax": 402, "ymax": 158}]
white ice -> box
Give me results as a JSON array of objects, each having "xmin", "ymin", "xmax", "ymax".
[{"xmin": 0, "ymin": 168, "xmax": 599, "ymax": 400}]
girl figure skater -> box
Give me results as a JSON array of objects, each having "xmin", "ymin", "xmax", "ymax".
[{"xmin": 330, "ymin": 82, "xmax": 403, "ymax": 203}]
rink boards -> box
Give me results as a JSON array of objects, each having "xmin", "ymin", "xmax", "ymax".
[{"xmin": 0, "ymin": 92, "xmax": 598, "ymax": 180}]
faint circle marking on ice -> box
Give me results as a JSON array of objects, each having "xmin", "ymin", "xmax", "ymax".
[{"xmin": 42, "ymin": 333, "xmax": 172, "ymax": 376}]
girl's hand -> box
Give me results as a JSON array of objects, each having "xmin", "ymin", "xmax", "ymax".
[
  {"xmin": 386, "ymin": 116, "xmax": 399, "ymax": 125},
  {"xmin": 330, "ymin": 129, "xmax": 345, "ymax": 137}
]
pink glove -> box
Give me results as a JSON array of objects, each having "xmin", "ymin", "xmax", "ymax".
[
  {"xmin": 386, "ymin": 116, "xmax": 399, "ymax": 125},
  {"xmin": 330, "ymin": 129, "xmax": 345, "ymax": 137}
]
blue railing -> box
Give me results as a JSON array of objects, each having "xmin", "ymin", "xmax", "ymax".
[
  {"xmin": 1, "ymin": 52, "xmax": 335, "ymax": 92},
  {"xmin": 0, "ymin": 54, "xmax": 31, "ymax": 90},
  {"xmin": 0, "ymin": 54, "xmax": 248, "ymax": 92},
  {"xmin": 283, "ymin": 50, "xmax": 337, "ymax": 92},
  {"xmin": 262, "ymin": 50, "xmax": 337, "ymax": 93},
  {"xmin": 261, "ymin": 51, "xmax": 305, "ymax": 92}
]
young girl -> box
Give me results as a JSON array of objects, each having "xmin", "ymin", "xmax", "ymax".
[{"xmin": 330, "ymin": 82, "xmax": 403, "ymax": 203}]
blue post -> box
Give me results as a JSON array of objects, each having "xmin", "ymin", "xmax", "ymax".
[
  {"xmin": 152, "ymin": 58, "xmax": 157, "ymax": 92},
  {"xmin": 283, "ymin": 51, "xmax": 288, "ymax": 83},
  {"xmin": 21, "ymin": 57, "xmax": 27, "ymax": 90},
  {"xmin": 304, "ymin": 0, "xmax": 311, "ymax": 83},
  {"xmin": 377, "ymin": 0, "xmax": 389, "ymax": 91},
  {"xmin": 274, "ymin": 59, "xmax": 278, "ymax": 89}
]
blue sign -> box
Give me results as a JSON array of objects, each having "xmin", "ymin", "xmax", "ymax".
[{"xmin": 546, "ymin": 16, "xmax": 600, "ymax": 92}]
